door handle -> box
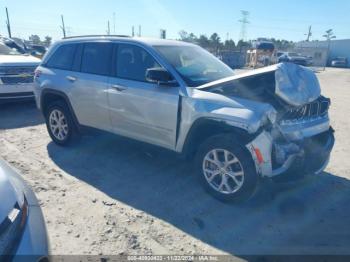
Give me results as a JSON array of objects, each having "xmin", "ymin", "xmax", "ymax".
[
  {"xmin": 66, "ymin": 76, "xmax": 77, "ymax": 82},
  {"xmin": 112, "ymin": 84, "xmax": 127, "ymax": 92}
]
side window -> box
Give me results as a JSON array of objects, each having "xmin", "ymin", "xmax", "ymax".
[
  {"xmin": 116, "ymin": 44, "xmax": 160, "ymax": 82},
  {"xmin": 46, "ymin": 44, "xmax": 77, "ymax": 70},
  {"xmin": 81, "ymin": 43, "xmax": 113, "ymax": 76}
]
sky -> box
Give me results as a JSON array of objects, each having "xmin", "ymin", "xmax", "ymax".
[{"xmin": 0, "ymin": 0, "xmax": 349, "ymax": 43}]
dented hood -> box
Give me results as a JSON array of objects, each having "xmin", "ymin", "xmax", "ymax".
[{"xmin": 197, "ymin": 63, "xmax": 321, "ymax": 107}]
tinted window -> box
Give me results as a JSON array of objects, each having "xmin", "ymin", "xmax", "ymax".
[
  {"xmin": 46, "ymin": 44, "xmax": 77, "ymax": 70},
  {"xmin": 81, "ymin": 43, "xmax": 113, "ymax": 76},
  {"xmin": 116, "ymin": 44, "xmax": 160, "ymax": 82}
]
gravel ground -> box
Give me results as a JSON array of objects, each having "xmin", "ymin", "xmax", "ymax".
[{"xmin": 0, "ymin": 68, "xmax": 350, "ymax": 258}]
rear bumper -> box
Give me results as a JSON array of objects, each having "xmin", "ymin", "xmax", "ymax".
[{"xmin": 0, "ymin": 83, "xmax": 35, "ymax": 103}]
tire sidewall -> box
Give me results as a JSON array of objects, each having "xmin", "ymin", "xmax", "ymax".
[
  {"xmin": 195, "ymin": 134, "xmax": 258, "ymax": 203},
  {"xmin": 45, "ymin": 102, "xmax": 74, "ymax": 146}
]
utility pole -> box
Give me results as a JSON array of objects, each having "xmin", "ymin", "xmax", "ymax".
[
  {"xmin": 138, "ymin": 25, "xmax": 141, "ymax": 37},
  {"xmin": 60, "ymin": 15, "xmax": 66, "ymax": 38},
  {"xmin": 132, "ymin": 26, "xmax": 135, "ymax": 37},
  {"xmin": 305, "ymin": 25, "xmax": 312, "ymax": 41},
  {"xmin": 238, "ymin": 10, "xmax": 250, "ymax": 42},
  {"xmin": 5, "ymin": 7, "xmax": 12, "ymax": 38},
  {"xmin": 107, "ymin": 20, "xmax": 110, "ymax": 35},
  {"xmin": 113, "ymin": 12, "xmax": 116, "ymax": 34},
  {"xmin": 323, "ymin": 29, "xmax": 336, "ymax": 70}
]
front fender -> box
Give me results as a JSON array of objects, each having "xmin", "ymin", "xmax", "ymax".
[{"xmin": 175, "ymin": 90, "xmax": 276, "ymax": 153}]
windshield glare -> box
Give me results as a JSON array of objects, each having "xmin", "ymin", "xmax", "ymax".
[
  {"xmin": 0, "ymin": 42, "xmax": 21, "ymax": 55},
  {"xmin": 155, "ymin": 45, "xmax": 234, "ymax": 87}
]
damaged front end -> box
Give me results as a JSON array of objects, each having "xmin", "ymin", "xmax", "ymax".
[{"xmin": 199, "ymin": 63, "xmax": 335, "ymax": 179}]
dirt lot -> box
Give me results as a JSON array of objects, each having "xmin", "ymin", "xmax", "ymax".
[{"xmin": 1, "ymin": 68, "xmax": 350, "ymax": 257}]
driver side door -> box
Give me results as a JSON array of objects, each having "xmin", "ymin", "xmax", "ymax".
[{"xmin": 107, "ymin": 43, "xmax": 180, "ymax": 150}]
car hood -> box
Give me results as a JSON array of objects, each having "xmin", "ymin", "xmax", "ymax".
[
  {"xmin": 0, "ymin": 55, "xmax": 41, "ymax": 67},
  {"xmin": 0, "ymin": 160, "xmax": 23, "ymax": 221},
  {"xmin": 197, "ymin": 63, "xmax": 321, "ymax": 107}
]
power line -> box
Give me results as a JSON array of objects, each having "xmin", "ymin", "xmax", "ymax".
[
  {"xmin": 238, "ymin": 10, "xmax": 249, "ymax": 41},
  {"xmin": 305, "ymin": 25, "xmax": 312, "ymax": 41}
]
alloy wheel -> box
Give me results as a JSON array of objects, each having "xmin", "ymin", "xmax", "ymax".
[{"xmin": 202, "ymin": 149, "xmax": 245, "ymax": 194}]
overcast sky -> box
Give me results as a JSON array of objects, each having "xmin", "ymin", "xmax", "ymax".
[{"xmin": 0, "ymin": 0, "xmax": 349, "ymax": 42}]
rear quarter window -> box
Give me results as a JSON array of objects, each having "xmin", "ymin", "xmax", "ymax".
[{"xmin": 46, "ymin": 44, "xmax": 77, "ymax": 70}]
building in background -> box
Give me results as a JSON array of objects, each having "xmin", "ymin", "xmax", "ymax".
[{"xmin": 296, "ymin": 39, "xmax": 350, "ymax": 67}]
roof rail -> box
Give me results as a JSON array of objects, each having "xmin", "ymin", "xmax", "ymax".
[{"xmin": 63, "ymin": 35, "xmax": 130, "ymax": 39}]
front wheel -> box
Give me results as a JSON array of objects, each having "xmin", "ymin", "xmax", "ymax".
[{"xmin": 195, "ymin": 134, "xmax": 258, "ymax": 202}]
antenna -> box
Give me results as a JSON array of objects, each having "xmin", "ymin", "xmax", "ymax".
[{"xmin": 238, "ymin": 10, "xmax": 250, "ymax": 41}]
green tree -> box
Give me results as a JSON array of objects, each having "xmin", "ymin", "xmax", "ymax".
[
  {"xmin": 178, "ymin": 30, "xmax": 197, "ymax": 43},
  {"xmin": 29, "ymin": 35, "xmax": 41, "ymax": 45},
  {"xmin": 44, "ymin": 36, "xmax": 52, "ymax": 47},
  {"xmin": 197, "ymin": 35, "xmax": 210, "ymax": 48},
  {"xmin": 209, "ymin": 33, "xmax": 222, "ymax": 52},
  {"xmin": 224, "ymin": 39, "xmax": 235, "ymax": 50}
]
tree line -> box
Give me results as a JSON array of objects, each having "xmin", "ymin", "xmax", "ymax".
[{"xmin": 178, "ymin": 30, "xmax": 295, "ymax": 52}]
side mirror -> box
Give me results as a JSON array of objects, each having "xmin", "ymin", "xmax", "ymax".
[{"xmin": 146, "ymin": 67, "xmax": 177, "ymax": 86}]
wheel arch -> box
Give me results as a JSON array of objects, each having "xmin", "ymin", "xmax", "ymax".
[
  {"xmin": 181, "ymin": 117, "xmax": 258, "ymax": 159},
  {"xmin": 40, "ymin": 89, "xmax": 80, "ymax": 131}
]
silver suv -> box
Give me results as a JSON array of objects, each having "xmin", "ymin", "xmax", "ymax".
[{"xmin": 34, "ymin": 36, "xmax": 334, "ymax": 202}]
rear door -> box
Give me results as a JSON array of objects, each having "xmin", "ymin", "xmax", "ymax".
[
  {"xmin": 67, "ymin": 42, "xmax": 113, "ymax": 131},
  {"xmin": 107, "ymin": 43, "xmax": 180, "ymax": 150}
]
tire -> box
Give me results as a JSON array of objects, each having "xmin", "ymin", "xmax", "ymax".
[
  {"xmin": 195, "ymin": 134, "xmax": 258, "ymax": 203},
  {"xmin": 45, "ymin": 100, "xmax": 79, "ymax": 146}
]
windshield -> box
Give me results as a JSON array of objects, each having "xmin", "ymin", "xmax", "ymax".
[
  {"xmin": 154, "ymin": 45, "xmax": 234, "ymax": 87},
  {"xmin": 288, "ymin": 52, "xmax": 299, "ymax": 57},
  {"xmin": 0, "ymin": 42, "xmax": 21, "ymax": 55}
]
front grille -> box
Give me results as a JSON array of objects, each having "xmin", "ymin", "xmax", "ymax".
[
  {"xmin": 0, "ymin": 66, "xmax": 36, "ymax": 85},
  {"xmin": 0, "ymin": 200, "xmax": 28, "ymax": 255},
  {"xmin": 282, "ymin": 96, "xmax": 330, "ymax": 122},
  {"xmin": 1, "ymin": 76, "xmax": 34, "ymax": 84},
  {"xmin": 0, "ymin": 66, "xmax": 37, "ymax": 75}
]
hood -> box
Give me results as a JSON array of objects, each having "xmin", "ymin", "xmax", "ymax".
[
  {"xmin": 0, "ymin": 160, "xmax": 23, "ymax": 221},
  {"xmin": 198, "ymin": 63, "xmax": 320, "ymax": 107},
  {"xmin": 0, "ymin": 54, "xmax": 41, "ymax": 67}
]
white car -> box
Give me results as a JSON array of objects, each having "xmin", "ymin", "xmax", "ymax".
[{"xmin": 0, "ymin": 41, "xmax": 41, "ymax": 103}]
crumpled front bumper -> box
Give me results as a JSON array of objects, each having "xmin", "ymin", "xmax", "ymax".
[{"xmin": 246, "ymin": 127, "xmax": 335, "ymax": 179}]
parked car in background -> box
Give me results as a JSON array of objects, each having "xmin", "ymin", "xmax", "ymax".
[
  {"xmin": 0, "ymin": 40, "xmax": 41, "ymax": 103},
  {"xmin": 331, "ymin": 57, "xmax": 348, "ymax": 68},
  {"xmin": 27, "ymin": 44, "xmax": 47, "ymax": 59},
  {"xmin": 0, "ymin": 158, "xmax": 49, "ymax": 261},
  {"xmin": 34, "ymin": 36, "xmax": 334, "ymax": 202},
  {"xmin": 278, "ymin": 52, "xmax": 310, "ymax": 66}
]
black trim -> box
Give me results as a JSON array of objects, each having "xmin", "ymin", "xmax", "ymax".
[
  {"xmin": 181, "ymin": 118, "xmax": 256, "ymax": 158},
  {"xmin": 0, "ymin": 92, "xmax": 34, "ymax": 98}
]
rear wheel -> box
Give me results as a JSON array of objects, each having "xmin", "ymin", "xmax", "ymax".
[
  {"xmin": 195, "ymin": 134, "xmax": 258, "ymax": 202},
  {"xmin": 45, "ymin": 101, "xmax": 79, "ymax": 146}
]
